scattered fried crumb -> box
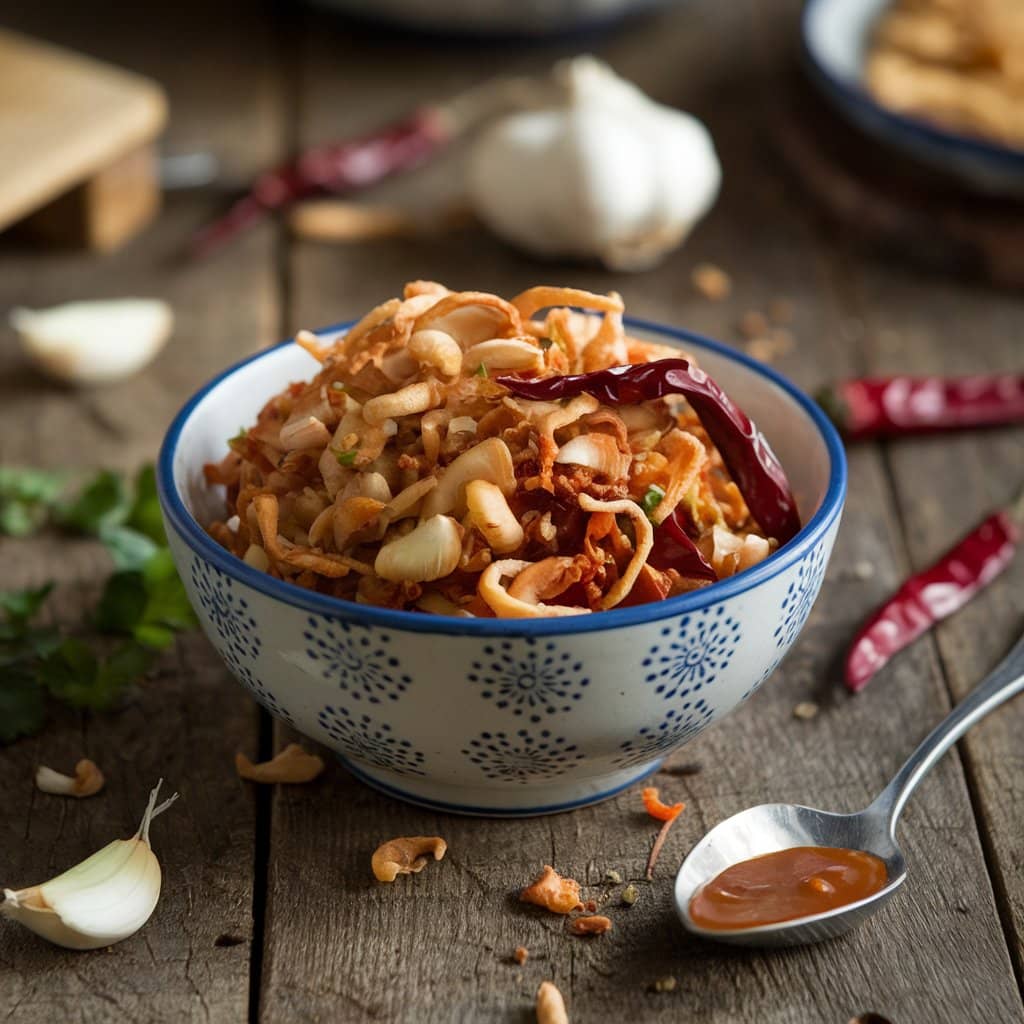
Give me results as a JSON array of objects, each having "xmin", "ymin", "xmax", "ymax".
[
  {"xmin": 35, "ymin": 758, "xmax": 105, "ymax": 798},
  {"xmin": 651, "ymin": 976, "xmax": 677, "ymax": 993},
  {"xmin": 847, "ymin": 1015, "xmax": 893, "ymax": 1024},
  {"xmin": 853, "ymin": 560, "xmax": 875, "ymax": 580},
  {"xmin": 768, "ymin": 297, "xmax": 795, "ymax": 324},
  {"xmin": 584, "ymin": 899, "xmax": 598, "ymax": 912},
  {"xmin": 622, "ymin": 884, "xmax": 639, "ymax": 906},
  {"xmin": 661, "ymin": 761, "xmax": 702, "ymax": 777},
  {"xmin": 214, "ymin": 933, "xmax": 246, "ymax": 948},
  {"xmin": 513, "ymin": 945, "xmax": 529, "ymax": 966},
  {"xmin": 371, "ymin": 836, "xmax": 447, "ymax": 882},
  {"xmin": 570, "ymin": 915, "xmax": 613, "ymax": 936},
  {"xmin": 604, "ymin": 869, "xmax": 623, "ymax": 884},
  {"xmin": 536, "ymin": 981, "xmax": 569, "ymax": 1024},
  {"xmin": 692, "ymin": 263, "xmax": 732, "ymax": 301},
  {"xmin": 745, "ymin": 327, "xmax": 795, "ymax": 365},
  {"xmin": 793, "ymin": 701, "xmax": 820, "ymax": 720},
  {"xmin": 235, "ymin": 743, "xmax": 325, "ymax": 783},
  {"xmin": 520, "ymin": 865, "xmax": 583, "ymax": 914},
  {"xmin": 738, "ymin": 311, "xmax": 769, "ymax": 339}
]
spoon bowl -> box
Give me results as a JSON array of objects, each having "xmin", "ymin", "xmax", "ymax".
[
  {"xmin": 674, "ymin": 802, "xmax": 906, "ymax": 947},
  {"xmin": 675, "ymin": 632, "xmax": 1024, "ymax": 948}
]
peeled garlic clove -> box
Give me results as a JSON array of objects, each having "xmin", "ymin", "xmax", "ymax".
[
  {"xmin": 35, "ymin": 758, "xmax": 105, "ymax": 798},
  {"xmin": 10, "ymin": 299, "xmax": 173, "ymax": 385},
  {"xmin": 467, "ymin": 56, "xmax": 720, "ymax": 272},
  {"xmin": 1, "ymin": 780, "xmax": 177, "ymax": 950},
  {"xmin": 374, "ymin": 514, "xmax": 463, "ymax": 583}
]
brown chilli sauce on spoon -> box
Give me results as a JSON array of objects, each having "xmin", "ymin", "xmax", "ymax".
[{"xmin": 688, "ymin": 846, "xmax": 889, "ymax": 931}]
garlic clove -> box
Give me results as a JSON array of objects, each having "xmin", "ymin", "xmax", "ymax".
[
  {"xmin": 374, "ymin": 514, "xmax": 463, "ymax": 583},
  {"xmin": 467, "ymin": 56, "xmax": 720, "ymax": 272},
  {"xmin": 10, "ymin": 299, "xmax": 173, "ymax": 385},
  {"xmin": 1, "ymin": 781, "xmax": 177, "ymax": 950},
  {"xmin": 35, "ymin": 758, "xmax": 105, "ymax": 798}
]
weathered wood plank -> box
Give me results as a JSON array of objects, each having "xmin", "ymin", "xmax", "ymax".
[
  {"xmin": 0, "ymin": 2, "xmax": 284, "ymax": 1020},
  {"xmin": 844, "ymin": 263, "xmax": 1024, "ymax": 982},
  {"xmin": 258, "ymin": 2, "xmax": 1024, "ymax": 1022}
]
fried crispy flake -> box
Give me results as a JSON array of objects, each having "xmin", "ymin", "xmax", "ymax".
[
  {"xmin": 371, "ymin": 836, "xmax": 447, "ymax": 882},
  {"xmin": 520, "ymin": 865, "xmax": 583, "ymax": 914},
  {"xmin": 235, "ymin": 744, "xmax": 325, "ymax": 784},
  {"xmin": 569, "ymin": 915, "xmax": 613, "ymax": 936}
]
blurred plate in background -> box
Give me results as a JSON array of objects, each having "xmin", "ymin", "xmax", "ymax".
[
  {"xmin": 802, "ymin": 0, "xmax": 1024, "ymax": 196},
  {"xmin": 307, "ymin": 0, "xmax": 668, "ymax": 38}
]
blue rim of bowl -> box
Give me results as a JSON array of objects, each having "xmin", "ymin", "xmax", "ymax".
[
  {"xmin": 157, "ymin": 315, "xmax": 847, "ymax": 637},
  {"xmin": 801, "ymin": 0, "xmax": 1024, "ymax": 172}
]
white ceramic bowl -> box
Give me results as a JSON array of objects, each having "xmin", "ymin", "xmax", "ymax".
[
  {"xmin": 803, "ymin": 0, "xmax": 1024, "ymax": 196},
  {"xmin": 157, "ymin": 318, "xmax": 846, "ymax": 816}
]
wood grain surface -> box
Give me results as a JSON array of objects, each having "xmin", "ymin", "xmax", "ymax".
[{"xmin": 1, "ymin": 1, "xmax": 1022, "ymax": 1022}]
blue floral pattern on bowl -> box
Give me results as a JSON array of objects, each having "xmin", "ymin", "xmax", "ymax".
[
  {"xmin": 302, "ymin": 616, "xmax": 411, "ymax": 704},
  {"xmin": 237, "ymin": 665, "xmax": 295, "ymax": 726},
  {"xmin": 462, "ymin": 729, "xmax": 585, "ymax": 783},
  {"xmin": 468, "ymin": 638, "xmax": 590, "ymax": 722},
  {"xmin": 190, "ymin": 557, "xmax": 262, "ymax": 673},
  {"xmin": 318, "ymin": 705, "xmax": 425, "ymax": 775},
  {"xmin": 774, "ymin": 545, "xmax": 827, "ymax": 648},
  {"xmin": 613, "ymin": 699, "xmax": 713, "ymax": 767},
  {"xmin": 642, "ymin": 607, "xmax": 741, "ymax": 701}
]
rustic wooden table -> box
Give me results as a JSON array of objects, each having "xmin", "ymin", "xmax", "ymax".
[{"xmin": 1, "ymin": 2, "xmax": 1022, "ymax": 1022}]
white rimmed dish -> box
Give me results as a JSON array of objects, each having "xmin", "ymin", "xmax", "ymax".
[
  {"xmin": 156, "ymin": 317, "xmax": 846, "ymax": 817},
  {"xmin": 803, "ymin": 0, "xmax": 1024, "ymax": 196}
]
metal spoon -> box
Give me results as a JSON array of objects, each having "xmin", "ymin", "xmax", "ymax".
[{"xmin": 674, "ymin": 632, "xmax": 1024, "ymax": 948}]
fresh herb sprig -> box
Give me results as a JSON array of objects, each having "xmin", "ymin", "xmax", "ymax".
[{"xmin": 0, "ymin": 464, "xmax": 196, "ymax": 744}]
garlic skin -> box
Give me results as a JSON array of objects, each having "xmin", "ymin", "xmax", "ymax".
[
  {"xmin": 1, "ymin": 781, "xmax": 177, "ymax": 950},
  {"xmin": 467, "ymin": 56, "xmax": 721, "ymax": 271},
  {"xmin": 10, "ymin": 299, "xmax": 173, "ymax": 385}
]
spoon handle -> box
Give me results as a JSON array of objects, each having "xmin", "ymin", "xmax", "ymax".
[{"xmin": 867, "ymin": 632, "xmax": 1024, "ymax": 835}]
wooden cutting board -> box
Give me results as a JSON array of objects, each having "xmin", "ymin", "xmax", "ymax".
[{"xmin": 0, "ymin": 29, "xmax": 167, "ymax": 250}]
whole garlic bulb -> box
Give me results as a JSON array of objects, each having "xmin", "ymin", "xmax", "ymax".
[{"xmin": 467, "ymin": 56, "xmax": 721, "ymax": 271}]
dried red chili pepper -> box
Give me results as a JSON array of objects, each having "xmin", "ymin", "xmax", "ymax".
[
  {"xmin": 648, "ymin": 507, "xmax": 717, "ymax": 582},
  {"xmin": 497, "ymin": 360, "xmax": 801, "ymax": 544},
  {"xmin": 818, "ymin": 374, "xmax": 1024, "ymax": 441},
  {"xmin": 845, "ymin": 500, "xmax": 1022, "ymax": 693},
  {"xmin": 191, "ymin": 109, "xmax": 452, "ymax": 258}
]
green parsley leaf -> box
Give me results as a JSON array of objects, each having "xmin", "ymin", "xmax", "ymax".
[
  {"xmin": 0, "ymin": 662, "xmax": 46, "ymax": 743},
  {"xmin": 0, "ymin": 467, "xmax": 67, "ymax": 503},
  {"xmin": 125, "ymin": 464, "xmax": 165, "ymax": 544},
  {"xmin": 96, "ymin": 550, "xmax": 196, "ymax": 647},
  {"xmin": 475, "ymin": 363, "xmax": 489, "ymax": 378},
  {"xmin": 55, "ymin": 470, "xmax": 131, "ymax": 535},
  {"xmin": 641, "ymin": 484, "xmax": 666, "ymax": 520},
  {"xmin": 0, "ymin": 467, "xmax": 68, "ymax": 537},
  {"xmin": 0, "ymin": 582, "xmax": 54, "ymax": 629},
  {"xmin": 95, "ymin": 571, "xmax": 147, "ymax": 634},
  {"xmin": 38, "ymin": 638, "xmax": 153, "ymax": 710},
  {"xmin": 99, "ymin": 524, "xmax": 160, "ymax": 572},
  {"xmin": 335, "ymin": 448, "xmax": 357, "ymax": 467},
  {"xmin": 330, "ymin": 381, "xmax": 346, "ymax": 392},
  {"xmin": 229, "ymin": 427, "xmax": 248, "ymax": 446}
]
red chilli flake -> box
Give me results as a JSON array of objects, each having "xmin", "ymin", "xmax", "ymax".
[
  {"xmin": 845, "ymin": 509, "xmax": 1019, "ymax": 692},
  {"xmin": 817, "ymin": 374, "xmax": 1024, "ymax": 441},
  {"xmin": 497, "ymin": 360, "xmax": 801, "ymax": 544},
  {"xmin": 641, "ymin": 786, "xmax": 686, "ymax": 880}
]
